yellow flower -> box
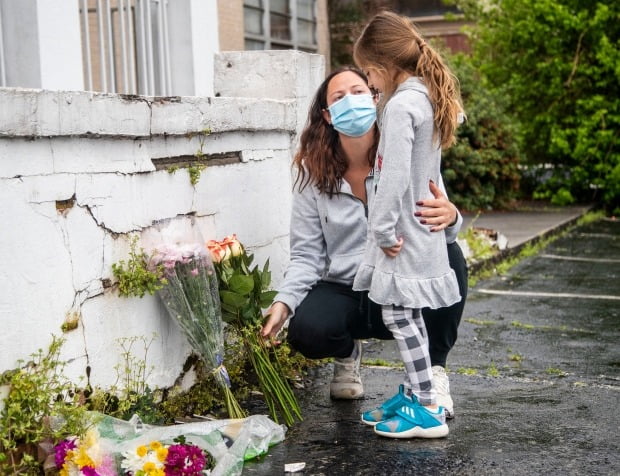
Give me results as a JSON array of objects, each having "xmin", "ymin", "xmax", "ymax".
[
  {"xmin": 144, "ymin": 461, "xmax": 157, "ymax": 472},
  {"xmin": 137, "ymin": 445, "xmax": 148, "ymax": 457},
  {"xmin": 149, "ymin": 440, "xmax": 163, "ymax": 450},
  {"xmin": 83, "ymin": 428, "xmax": 98, "ymax": 447},
  {"xmin": 74, "ymin": 446, "xmax": 94, "ymax": 468},
  {"xmin": 156, "ymin": 446, "xmax": 168, "ymax": 462}
]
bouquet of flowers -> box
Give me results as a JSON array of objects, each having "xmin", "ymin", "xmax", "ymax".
[
  {"xmin": 206, "ymin": 235, "xmax": 302, "ymax": 426},
  {"xmin": 54, "ymin": 428, "xmax": 116, "ymax": 476},
  {"xmin": 150, "ymin": 242, "xmax": 245, "ymax": 419},
  {"xmin": 120, "ymin": 436, "xmax": 212, "ymax": 476}
]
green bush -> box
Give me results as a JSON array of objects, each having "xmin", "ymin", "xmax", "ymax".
[
  {"xmin": 453, "ymin": 0, "xmax": 620, "ymax": 210},
  {"xmin": 0, "ymin": 337, "xmax": 91, "ymax": 475},
  {"xmin": 442, "ymin": 53, "xmax": 522, "ymax": 210}
]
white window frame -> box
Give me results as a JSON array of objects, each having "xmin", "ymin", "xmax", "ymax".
[{"xmin": 243, "ymin": 0, "xmax": 318, "ymax": 52}]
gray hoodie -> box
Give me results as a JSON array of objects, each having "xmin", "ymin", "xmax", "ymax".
[
  {"xmin": 274, "ymin": 161, "xmax": 462, "ymax": 316},
  {"xmin": 352, "ymin": 77, "xmax": 461, "ymax": 309}
]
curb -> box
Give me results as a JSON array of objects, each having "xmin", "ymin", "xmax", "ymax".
[{"xmin": 466, "ymin": 206, "xmax": 595, "ymax": 277}]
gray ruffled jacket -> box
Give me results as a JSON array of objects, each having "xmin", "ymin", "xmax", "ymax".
[
  {"xmin": 352, "ymin": 77, "xmax": 461, "ymax": 309},
  {"xmin": 274, "ymin": 167, "xmax": 462, "ymax": 316}
]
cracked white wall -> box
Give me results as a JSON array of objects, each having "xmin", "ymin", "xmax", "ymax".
[{"xmin": 0, "ymin": 50, "xmax": 325, "ymax": 391}]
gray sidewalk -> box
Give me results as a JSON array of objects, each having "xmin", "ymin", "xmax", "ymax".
[
  {"xmin": 461, "ymin": 204, "xmax": 592, "ymax": 273},
  {"xmin": 462, "ymin": 204, "xmax": 591, "ymax": 249}
]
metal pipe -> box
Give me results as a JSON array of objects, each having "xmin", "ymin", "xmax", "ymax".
[
  {"xmin": 138, "ymin": 0, "xmax": 148, "ymax": 94},
  {"xmin": 145, "ymin": 0, "xmax": 155, "ymax": 94},
  {"xmin": 105, "ymin": 0, "xmax": 116, "ymax": 92},
  {"xmin": 0, "ymin": 5, "xmax": 7, "ymax": 86},
  {"xmin": 96, "ymin": 0, "xmax": 108, "ymax": 91},
  {"xmin": 162, "ymin": 0, "xmax": 171, "ymax": 95},
  {"xmin": 127, "ymin": 0, "xmax": 137, "ymax": 93},
  {"xmin": 156, "ymin": 0, "xmax": 166, "ymax": 95},
  {"xmin": 119, "ymin": 0, "xmax": 129, "ymax": 92},
  {"xmin": 81, "ymin": 0, "xmax": 93, "ymax": 91}
]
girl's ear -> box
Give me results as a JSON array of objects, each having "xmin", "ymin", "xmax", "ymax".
[{"xmin": 322, "ymin": 108, "xmax": 331, "ymax": 125}]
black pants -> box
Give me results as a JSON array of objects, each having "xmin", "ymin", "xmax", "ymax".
[{"xmin": 287, "ymin": 242, "xmax": 468, "ymax": 367}]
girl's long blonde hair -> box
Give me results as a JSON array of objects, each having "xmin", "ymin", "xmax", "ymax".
[{"xmin": 353, "ymin": 11, "xmax": 463, "ymax": 149}]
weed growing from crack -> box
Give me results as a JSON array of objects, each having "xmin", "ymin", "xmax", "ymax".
[
  {"xmin": 362, "ymin": 358, "xmax": 404, "ymax": 368},
  {"xmin": 511, "ymin": 320, "xmax": 594, "ymax": 334},
  {"xmin": 545, "ymin": 367, "xmax": 568, "ymax": 377},
  {"xmin": 457, "ymin": 367, "xmax": 478, "ymax": 376},
  {"xmin": 487, "ymin": 363, "xmax": 500, "ymax": 377},
  {"xmin": 465, "ymin": 318, "xmax": 495, "ymax": 326}
]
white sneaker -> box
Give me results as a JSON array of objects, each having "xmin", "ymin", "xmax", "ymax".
[
  {"xmin": 432, "ymin": 365, "xmax": 454, "ymax": 419},
  {"xmin": 330, "ymin": 340, "xmax": 364, "ymax": 399}
]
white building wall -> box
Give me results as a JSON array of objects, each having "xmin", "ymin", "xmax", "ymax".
[
  {"xmin": 0, "ymin": 51, "xmax": 325, "ymax": 391},
  {"xmin": 0, "ymin": 0, "xmax": 83, "ymax": 90}
]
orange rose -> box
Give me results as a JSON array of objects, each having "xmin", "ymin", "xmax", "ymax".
[
  {"xmin": 220, "ymin": 234, "xmax": 244, "ymax": 257},
  {"xmin": 206, "ymin": 240, "xmax": 227, "ymax": 263}
]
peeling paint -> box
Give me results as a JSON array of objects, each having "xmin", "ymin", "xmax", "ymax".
[{"xmin": 0, "ymin": 50, "xmax": 324, "ymax": 389}]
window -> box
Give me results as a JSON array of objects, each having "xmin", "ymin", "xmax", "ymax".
[{"xmin": 243, "ymin": 0, "xmax": 317, "ymax": 52}]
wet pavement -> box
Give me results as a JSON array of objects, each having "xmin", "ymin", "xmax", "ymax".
[{"xmin": 244, "ymin": 216, "xmax": 620, "ymax": 475}]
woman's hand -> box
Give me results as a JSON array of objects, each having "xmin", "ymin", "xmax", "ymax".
[
  {"xmin": 261, "ymin": 301, "xmax": 291, "ymax": 341},
  {"xmin": 415, "ymin": 180, "xmax": 458, "ymax": 232}
]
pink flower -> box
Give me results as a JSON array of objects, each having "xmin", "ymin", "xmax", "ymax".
[
  {"xmin": 54, "ymin": 438, "xmax": 77, "ymax": 468},
  {"xmin": 164, "ymin": 444, "xmax": 207, "ymax": 475},
  {"xmin": 190, "ymin": 268, "xmax": 199, "ymax": 276}
]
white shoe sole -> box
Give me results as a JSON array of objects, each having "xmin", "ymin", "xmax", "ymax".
[
  {"xmin": 374, "ymin": 423, "xmax": 449, "ymax": 439},
  {"xmin": 330, "ymin": 384, "xmax": 364, "ymax": 400},
  {"xmin": 360, "ymin": 416, "xmax": 380, "ymax": 427}
]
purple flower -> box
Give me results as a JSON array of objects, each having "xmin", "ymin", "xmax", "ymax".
[
  {"xmin": 54, "ymin": 438, "xmax": 77, "ymax": 468},
  {"xmin": 165, "ymin": 444, "xmax": 206, "ymax": 475},
  {"xmin": 82, "ymin": 466, "xmax": 100, "ymax": 476}
]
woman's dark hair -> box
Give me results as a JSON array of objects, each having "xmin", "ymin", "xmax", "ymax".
[{"xmin": 293, "ymin": 66, "xmax": 378, "ymax": 195}]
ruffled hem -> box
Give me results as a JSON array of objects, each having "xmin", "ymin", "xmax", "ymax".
[{"xmin": 354, "ymin": 264, "xmax": 461, "ymax": 309}]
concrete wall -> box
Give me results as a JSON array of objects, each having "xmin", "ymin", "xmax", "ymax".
[{"xmin": 0, "ymin": 50, "xmax": 324, "ymax": 392}]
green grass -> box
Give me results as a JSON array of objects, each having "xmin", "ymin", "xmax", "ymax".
[
  {"xmin": 511, "ymin": 320, "xmax": 595, "ymax": 334},
  {"xmin": 487, "ymin": 363, "xmax": 500, "ymax": 377},
  {"xmin": 362, "ymin": 358, "xmax": 403, "ymax": 368},
  {"xmin": 465, "ymin": 318, "xmax": 495, "ymax": 326},
  {"xmin": 457, "ymin": 367, "xmax": 478, "ymax": 376},
  {"xmin": 545, "ymin": 367, "xmax": 568, "ymax": 377}
]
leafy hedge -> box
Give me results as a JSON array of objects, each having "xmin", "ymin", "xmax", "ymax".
[
  {"xmin": 442, "ymin": 53, "xmax": 522, "ymax": 210},
  {"xmin": 452, "ymin": 0, "xmax": 620, "ymax": 211}
]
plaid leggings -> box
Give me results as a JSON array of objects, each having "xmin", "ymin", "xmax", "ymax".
[{"xmin": 381, "ymin": 305, "xmax": 436, "ymax": 405}]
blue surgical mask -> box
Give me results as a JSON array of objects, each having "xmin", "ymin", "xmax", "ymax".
[{"xmin": 328, "ymin": 94, "xmax": 376, "ymax": 137}]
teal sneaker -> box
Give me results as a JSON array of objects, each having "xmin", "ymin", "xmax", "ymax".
[
  {"xmin": 374, "ymin": 402, "xmax": 449, "ymax": 439},
  {"xmin": 361, "ymin": 384, "xmax": 413, "ymax": 426}
]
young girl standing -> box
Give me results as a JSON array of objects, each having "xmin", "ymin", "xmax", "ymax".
[{"xmin": 352, "ymin": 11, "xmax": 463, "ymax": 438}]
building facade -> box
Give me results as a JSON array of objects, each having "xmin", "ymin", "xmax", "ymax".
[{"xmin": 218, "ymin": 0, "xmax": 330, "ymax": 67}]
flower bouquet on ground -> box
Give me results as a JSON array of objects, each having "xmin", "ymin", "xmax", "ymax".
[
  {"xmin": 206, "ymin": 235, "xmax": 302, "ymax": 426},
  {"xmin": 149, "ymin": 240, "xmax": 245, "ymax": 420},
  {"xmin": 53, "ymin": 428, "xmax": 116, "ymax": 476},
  {"xmin": 121, "ymin": 435, "xmax": 213, "ymax": 475}
]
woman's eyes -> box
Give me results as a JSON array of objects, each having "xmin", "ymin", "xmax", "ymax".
[{"xmin": 332, "ymin": 89, "xmax": 367, "ymax": 102}]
